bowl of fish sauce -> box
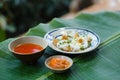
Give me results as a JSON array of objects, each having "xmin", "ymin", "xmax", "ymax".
[{"xmin": 8, "ymin": 36, "xmax": 48, "ymax": 64}]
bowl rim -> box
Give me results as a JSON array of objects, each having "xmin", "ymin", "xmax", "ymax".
[
  {"xmin": 45, "ymin": 55, "xmax": 73, "ymax": 71},
  {"xmin": 44, "ymin": 27, "xmax": 100, "ymax": 54},
  {"xmin": 8, "ymin": 36, "xmax": 48, "ymax": 55}
]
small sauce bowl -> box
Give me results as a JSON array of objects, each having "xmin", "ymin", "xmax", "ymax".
[
  {"xmin": 8, "ymin": 36, "xmax": 48, "ymax": 64},
  {"xmin": 45, "ymin": 55, "xmax": 73, "ymax": 73}
]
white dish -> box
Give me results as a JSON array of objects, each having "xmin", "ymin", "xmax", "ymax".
[
  {"xmin": 45, "ymin": 55, "xmax": 73, "ymax": 73},
  {"xmin": 44, "ymin": 27, "xmax": 100, "ymax": 54}
]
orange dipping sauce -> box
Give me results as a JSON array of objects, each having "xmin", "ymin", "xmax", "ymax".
[
  {"xmin": 14, "ymin": 43, "xmax": 43, "ymax": 54},
  {"xmin": 48, "ymin": 57, "xmax": 70, "ymax": 69}
]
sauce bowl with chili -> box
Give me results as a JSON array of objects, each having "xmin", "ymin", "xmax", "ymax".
[
  {"xmin": 8, "ymin": 36, "xmax": 48, "ymax": 64},
  {"xmin": 45, "ymin": 55, "xmax": 73, "ymax": 73}
]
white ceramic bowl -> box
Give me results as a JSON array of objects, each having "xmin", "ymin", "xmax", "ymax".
[
  {"xmin": 45, "ymin": 55, "xmax": 73, "ymax": 73},
  {"xmin": 44, "ymin": 27, "xmax": 100, "ymax": 54},
  {"xmin": 8, "ymin": 36, "xmax": 48, "ymax": 63}
]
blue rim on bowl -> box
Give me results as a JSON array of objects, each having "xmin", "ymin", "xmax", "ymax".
[{"xmin": 44, "ymin": 27, "xmax": 100, "ymax": 54}]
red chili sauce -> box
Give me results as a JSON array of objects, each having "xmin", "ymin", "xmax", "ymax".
[{"xmin": 14, "ymin": 43, "xmax": 43, "ymax": 54}]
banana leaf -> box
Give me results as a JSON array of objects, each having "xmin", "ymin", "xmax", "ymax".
[{"xmin": 0, "ymin": 11, "xmax": 120, "ymax": 80}]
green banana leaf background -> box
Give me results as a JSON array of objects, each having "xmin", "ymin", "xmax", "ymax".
[{"xmin": 0, "ymin": 11, "xmax": 120, "ymax": 80}]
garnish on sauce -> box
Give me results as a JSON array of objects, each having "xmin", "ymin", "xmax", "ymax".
[
  {"xmin": 48, "ymin": 57, "xmax": 70, "ymax": 69},
  {"xmin": 14, "ymin": 43, "xmax": 43, "ymax": 54}
]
